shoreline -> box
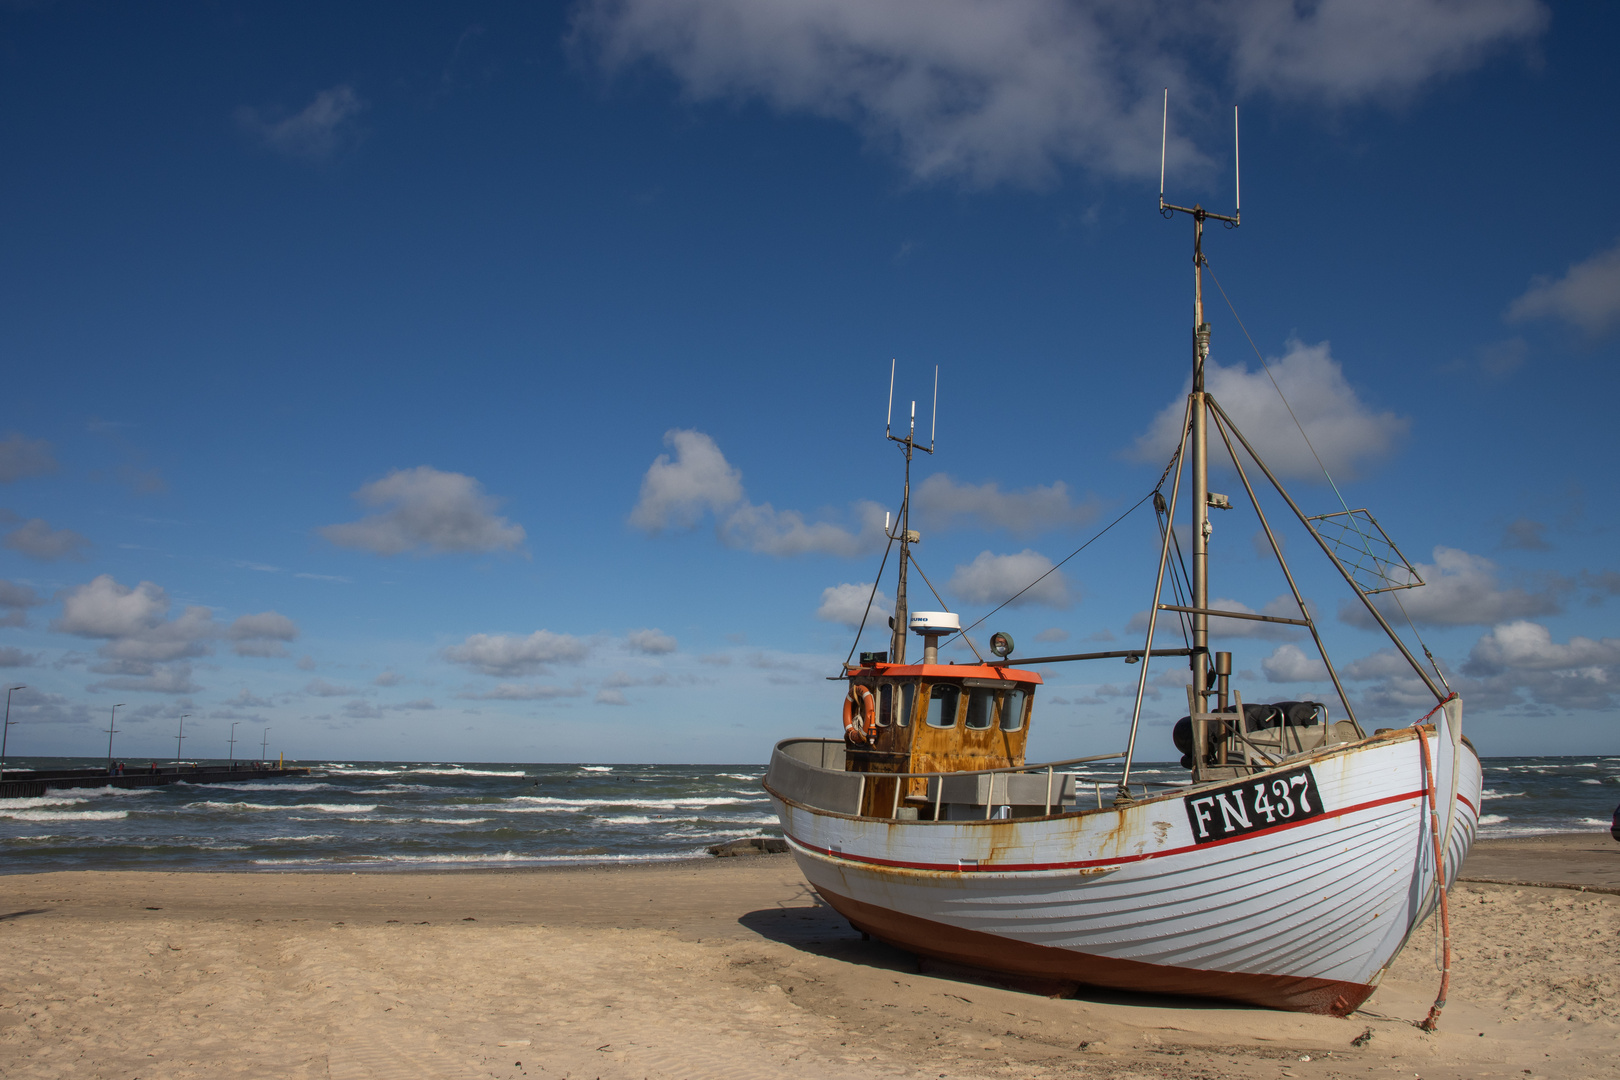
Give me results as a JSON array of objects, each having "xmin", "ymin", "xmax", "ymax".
[{"xmin": 3, "ymin": 833, "xmax": 1616, "ymax": 1078}]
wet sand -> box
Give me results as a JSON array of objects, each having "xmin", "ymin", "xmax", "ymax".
[{"xmin": 2, "ymin": 832, "xmax": 1616, "ymax": 1080}]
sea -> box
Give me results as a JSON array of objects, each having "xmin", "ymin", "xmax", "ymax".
[{"xmin": 1, "ymin": 755, "xmax": 1615, "ymax": 873}]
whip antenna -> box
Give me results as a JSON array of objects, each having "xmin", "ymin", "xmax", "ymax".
[
  {"xmin": 1234, "ymin": 106, "xmax": 1241, "ymax": 219},
  {"xmin": 885, "ymin": 358, "xmax": 896, "ymax": 438},
  {"xmin": 1159, "ymin": 89, "xmax": 1168, "ymax": 209},
  {"xmin": 930, "ymin": 365, "xmax": 938, "ymax": 446}
]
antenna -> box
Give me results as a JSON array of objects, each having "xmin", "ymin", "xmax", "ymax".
[
  {"xmin": 909, "ymin": 399, "xmax": 915, "ymax": 438},
  {"xmin": 930, "ymin": 365, "xmax": 938, "ymax": 446},
  {"xmin": 1159, "ymin": 88, "xmax": 1168, "ymax": 207},
  {"xmin": 885, "ymin": 358, "xmax": 896, "ymax": 437},
  {"xmin": 1233, "ymin": 106, "xmax": 1240, "ymax": 219}
]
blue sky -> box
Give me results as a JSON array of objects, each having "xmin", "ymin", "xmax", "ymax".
[{"xmin": 1, "ymin": 1, "xmax": 1616, "ymax": 764}]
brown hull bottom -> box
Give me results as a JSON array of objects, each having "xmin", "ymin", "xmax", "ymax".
[{"xmin": 814, "ymin": 885, "xmax": 1375, "ymax": 1016}]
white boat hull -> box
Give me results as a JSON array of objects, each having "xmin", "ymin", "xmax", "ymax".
[{"xmin": 766, "ymin": 703, "xmax": 1480, "ymax": 1015}]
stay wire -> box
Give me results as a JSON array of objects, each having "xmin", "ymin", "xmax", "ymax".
[
  {"xmin": 952, "ymin": 471, "xmax": 1171, "ymax": 646},
  {"xmin": 906, "ymin": 556, "xmax": 987, "ymax": 663},
  {"xmin": 840, "ymin": 528, "xmax": 896, "ymax": 673},
  {"xmin": 1204, "ymin": 258, "xmax": 1451, "ymax": 690}
]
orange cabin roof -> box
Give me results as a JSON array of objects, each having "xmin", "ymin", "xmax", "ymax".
[{"xmin": 851, "ymin": 660, "xmax": 1043, "ymax": 685}]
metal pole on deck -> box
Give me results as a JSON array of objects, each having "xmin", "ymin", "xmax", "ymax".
[{"xmin": 228, "ymin": 721, "xmax": 240, "ymax": 769}]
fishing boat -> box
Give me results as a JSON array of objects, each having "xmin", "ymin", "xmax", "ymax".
[{"xmin": 764, "ymin": 105, "xmax": 1482, "ymax": 1021}]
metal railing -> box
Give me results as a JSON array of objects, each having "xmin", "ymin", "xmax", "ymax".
[{"xmin": 846, "ymin": 750, "xmax": 1129, "ymax": 820}]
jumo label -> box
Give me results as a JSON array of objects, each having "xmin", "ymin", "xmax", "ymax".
[{"xmin": 1183, "ymin": 766, "xmax": 1324, "ymax": 843}]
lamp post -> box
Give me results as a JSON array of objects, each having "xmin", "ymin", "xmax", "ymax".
[
  {"xmin": 106, "ymin": 703, "xmax": 126, "ymax": 774},
  {"xmin": 228, "ymin": 721, "xmax": 240, "ymax": 769},
  {"xmin": 1, "ymin": 685, "xmax": 26, "ymax": 782},
  {"xmin": 175, "ymin": 714, "xmax": 189, "ymax": 770},
  {"xmin": 260, "ymin": 727, "xmax": 270, "ymax": 765}
]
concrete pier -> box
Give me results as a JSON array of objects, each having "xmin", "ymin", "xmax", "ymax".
[{"xmin": 0, "ymin": 764, "xmax": 311, "ymax": 800}]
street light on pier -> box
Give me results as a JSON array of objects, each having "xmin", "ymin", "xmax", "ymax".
[
  {"xmin": 260, "ymin": 726, "xmax": 270, "ymax": 764},
  {"xmin": 1, "ymin": 685, "xmax": 26, "ymax": 782},
  {"xmin": 228, "ymin": 721, "xmax": 240, "ymax": 769},
  {"xmin": 106, "ymin": 703, "xmax": 126, "ymax": 774},
  {"xmin": 175, "ymin": 714, "xmax": 189, "ymax": 770}
]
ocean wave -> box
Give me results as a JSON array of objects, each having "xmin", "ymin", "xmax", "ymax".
[
  {"xmin": 0, "ymin": 809, "xmax": 130, "ymax": 821},
  {"xmin": 506, "ymin": 796, "xmax": 760, "ymax": 809},
  {"xmin": 407, "ymin": 768, "xmax": 528, "ymax": 777},
  {"xmin": 1477, "ymin": 814, "xmax": 1509, "ymax": 825},
  {"xmin": 183, "ymin": 781, "xmax": 337, "ymax": 792},
  {"xmin": 1580, "ymin": 778, "xmax": 1603, "ymax": 785},
  {"xmin": 1577, "ymin": 818, "xmax": 1614, "ymax": 828},
  {"xmin": 1481, "ymin": 789, "xmax": 1527, "ymax": 799},
  {"xmin": 417, "ymin": 817, "xmax": 493, "ymax": 825},
  {"xmin": 579, "ymin": 766, "xmax": 613, "ymax": 773},
  {"xmin": 718, "ymin": 773, "xmax": 761, "ymax": 781},
  {"xmin": 0, "ymin": 795, "xmax": 88, "ymax": 809},
  {"xmin": 185, "ymin": 801, "xmax": 379, "ymax": 814},
  {"xmin": 262, "ymin": 834, "xmax": 340, "ymax": 842}
]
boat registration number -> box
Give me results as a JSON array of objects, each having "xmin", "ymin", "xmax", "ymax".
[{"xmin": 1183, "ymin": 766, "xmax": 1324, "ymax": 844}]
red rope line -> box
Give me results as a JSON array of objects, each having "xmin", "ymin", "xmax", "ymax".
[{"xmin": 1416, "ymin": 722, "xmax": 1452, "ymax": 1032}]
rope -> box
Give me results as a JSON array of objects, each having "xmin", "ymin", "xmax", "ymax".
[
  {"xmin": 951, "ymin": 486, "xmax": 1159, "ymax": 645},
  {"xmin": 907, "ymin": 556, "xmax": 986, "ymax": 663},
  {"xmin": 1415, "ymin": 718, "xmax": 1453, "ymax": 1032},
  {"xmin": 840, "ymin": 530, "xmax": 896, "ymax": 671},
  {"xmin": 1205, "ymin": 258, "xmax": 1452, "ymax": 690}
]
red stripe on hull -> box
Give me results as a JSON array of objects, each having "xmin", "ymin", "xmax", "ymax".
[{"xmin": 814, "ymin": 884, "xmax": 1376, "ymax": 1017}]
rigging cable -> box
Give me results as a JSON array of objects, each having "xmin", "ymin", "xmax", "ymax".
[
  {"xmin": 905, "ymin": 556, "xmax": 987, "ymax": 663},
  {"xmin": 839, "ymin": 527, "xmax": 896, "ymax": 673},
  {"xmin": 952, "ymin": 445, "xmax": 1180, "ymax": 646},
  {"xmin": 1204, "ymin": 259, "xmax": 1451, "ymax": 691}
]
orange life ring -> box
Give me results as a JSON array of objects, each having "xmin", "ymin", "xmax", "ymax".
[{"xmin": 843, "ymin": 685, "xmax": 876, "ymax": 745}]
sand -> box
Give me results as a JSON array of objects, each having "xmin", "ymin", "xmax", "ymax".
[{"xmin": 2, "ymin": 833, "xmax": 1616, "ymax": 1080}]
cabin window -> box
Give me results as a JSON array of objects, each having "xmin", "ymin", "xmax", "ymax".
[
  {"xmin": 964, "ymin": 688, "xmax": 996, "ymax": 730},
  {"xmin": 925, "ymin": 684, "xmax": 961, "ymax": 728},
  {"xmin": 875, "ymin": 683, "xmax": 894, "ymax": 727},
  {"xmin": 1000, "ymin": 689, "xmax": 1028, "ymax": 732},
  {"xmin": 896, "ymin": 682, "xmax": 916, "ymax": 727}
]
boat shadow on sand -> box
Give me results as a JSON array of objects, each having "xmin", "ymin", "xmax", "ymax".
[{"xmin": 736, "ymin": 897, "xmax": 1264, "ymax": 1013}]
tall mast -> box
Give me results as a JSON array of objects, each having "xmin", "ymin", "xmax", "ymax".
[
  {"xmin": 1160, "ymin": 95, "xmax": 1239, "ymax": 718},
  {"xmin": 885, "ymin": 363, "xmax": 937, "ymax": 665}
]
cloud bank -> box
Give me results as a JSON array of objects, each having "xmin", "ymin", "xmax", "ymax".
[
  {"xmin": 1506, "ymin": 236, "xmax": 1620, "ymax": 339},
  {"xmin": 321, "ymin": 466, "xmax": 526, "ymax": 557},
  {"xmin": 576, "ymin": 0, "xmax": 1545, "ymax": 188}
]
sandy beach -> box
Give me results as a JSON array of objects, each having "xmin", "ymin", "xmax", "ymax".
[{"xmin": 2, "ymin": 833, "xmax": 1616, "ymax": 1080}]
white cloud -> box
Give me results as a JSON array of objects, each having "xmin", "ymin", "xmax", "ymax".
[
  {"xmin": 630, "ymin": 429, "xmax": 744, "ymax": 531},
  {"xmin": 913, "ymin": 474, "xmax": 1098, "ymax": 536},
  {"xmin": 948, "ymin": 549, "xmax": 1073, "ymax": 608},
  {"xmin": 815, "ymin": 582, "xmax": 894, "ymax": 628},
  {"xmin": 226, "ymin": 611, "xmax": 299, "ymax": 657},
  {"xmin": 1506, "ymin": 237, "xmax": 1620, "ymax": 339},
  {"xmin": 717, "ymin": 499, "xmax": 887, "ymax": 557},
  {"xmin": 3, "ymin": 518, "xmax": 90, "ymax": 561},
  {"xmin": 1341, "ymin": 546, "xmax": 1563, "ymax": 629},
  {"xmin": 53, "ymin": 574, "xmax": 219, "ymax": 666},
  {"xmin": 1130, "ymin": 339, "xmax": 1408, "ymax": 480},
  {"xmin": 296, "ymin": 655, "xmax": 317, "ymax": 671},
  {"xmin": 0, "ymin": 433, "xmax": 57, "ymax": 483},
  {"xmin": 443, "ymin": 630, "xmax": 591, "ymax": 677},
  {"xmin": 237, "ymin": 84, "xmax": 365, "ymax": 160},
  {"xmin": 576, "ymin": 0, "xmax": 1544, "ymax": 188},
  {"xmin": 1262, "ymin": 643, "xmax": 1329, "ymax": 683},
  {"xmin": 304, "ymin": 678, "xmax": 359, "ymax": 698},
  {"xmin": 631, "ymin": 429, "xmax": 885, "ymax": 556},
  {"xmin": 1464, "ymin": 621, "xmax": 1620, "ymax": 674},
  {"xmin": 374, "ymin": 670, "xmax": 403, "ymax": 687},
  {"xmin": 1456, "ymin": 621, "xmax": 1620, "ymax": 712},
  {"xmin": 595, "ymin": 688, "xmax": 630, "ymax": 706},
  {"xmin": 455, "ymin": 683, "xmax": 588, "ymax": 701},
  {"xmin": 624, "ymin": 628, "xmax": 678, "ymax": 655},
  {"xmin": 0, "ymin": 645, "xmax": 38, "ymax": 667},
  {"xmin": 320, "ymin": 466, "xmax": 526, "ymax": 557}
]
